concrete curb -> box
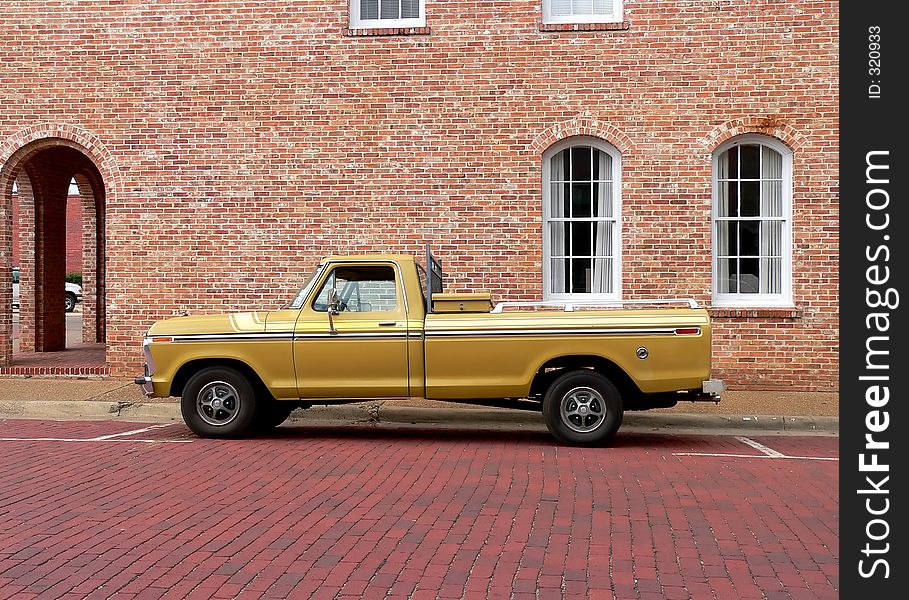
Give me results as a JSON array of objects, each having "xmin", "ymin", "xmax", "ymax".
[{"xmin": 0, "ymin": 400, "xmax": 839, "ymax": 434}]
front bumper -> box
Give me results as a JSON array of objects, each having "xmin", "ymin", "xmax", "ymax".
[{"xmin": 135, "ymin": 374, "xmax": 154, "ymax": 396}]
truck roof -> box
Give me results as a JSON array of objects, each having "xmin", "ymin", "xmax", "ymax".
[{"xmin": 321, "ymin": 254, "xmax": 417, "ymax": 263}]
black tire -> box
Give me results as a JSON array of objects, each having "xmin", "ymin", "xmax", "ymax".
[
  {"xmin": 253, "ymin": 400, "xmax": 295, "ymax": 432},
  {"xmin": 181, "ymin": 366, "xmax": 258, "ymax": 438},
  {"xmin": 542, "ymin": 370, "xmax": 623, "ymax": 446},
  {"xmin": 65, "ymin": 293, "xmax": 76, "ymax": 312}
]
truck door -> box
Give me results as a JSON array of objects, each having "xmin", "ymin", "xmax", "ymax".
[{"xmin": 294, "ymin": 262, "xmax": 410, "ymax": 398}]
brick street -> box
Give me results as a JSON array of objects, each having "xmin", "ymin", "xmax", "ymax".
[{"xmin": 0, "ymin": 420, "xmax": 838, "ymax": 599}]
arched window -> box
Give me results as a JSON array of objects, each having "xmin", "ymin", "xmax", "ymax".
[
  {"xmin": 713, "ymin": 135, "xmax": 792, "ymax": 306},
  {"xmin": 543, "ymin": 137, "xmax": 621, "ymax": 299}
]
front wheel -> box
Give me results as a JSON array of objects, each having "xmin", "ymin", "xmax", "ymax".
[
  {"xmin": 65, "ymin": 293, "xmax": 76, "ymax": 312},
  {"xmin": 542, "ymin": 370, "xmax": 623, "ymax": 446},
  {"xmin": 253, "ymin": 400, "xmax": 296, "ymax": 432},
  {"xmin": 181, "ymin": 366, "xmax": 258, "ymax": 438}
]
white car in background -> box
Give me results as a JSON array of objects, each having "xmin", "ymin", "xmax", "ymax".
[{"xmin": 12, "ymin": 267, "xmax": 83, "ymax": 312}]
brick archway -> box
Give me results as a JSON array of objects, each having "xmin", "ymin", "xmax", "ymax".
[
  {"xmin": 700, "ymin": 117, "xmax": 808, "ymax": 153},
  {"xmin": 0, "ymin": 127, "xmax": 116, "ymax": 369},
  {"xmin": 529, "ymin": 118, "xmax": 635, "ymax": 156}
]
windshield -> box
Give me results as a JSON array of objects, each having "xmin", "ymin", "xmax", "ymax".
[{"xmin": 288, "ymin": 263, "xmax": 326, "ymax": 309}]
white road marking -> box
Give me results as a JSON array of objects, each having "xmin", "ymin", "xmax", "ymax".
[
  {"xmin": 674, "ymin": 436, "xmax": 837, "ymax": 461},
  {"xmin": 735, "ymin": 436, "xmax": 787, "ymax": 458},
  {"xmin": 88, "ymin": 424, "xmax": 173, "ymax": 441},
  {"xmin": 0, "ymin": 437, "xmax": 191, "ymax": 444},
  {"xmin": 0, "ymin": 423, "xmax": 190, "ymax": 444},
  {"xmin": 673, "ymin": 451, "xmax": 837, "ymax": 461}
]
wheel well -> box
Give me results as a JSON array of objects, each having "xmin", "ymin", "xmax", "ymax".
[
  {"xmin": 169, "ymin": 358, "xmax": 274, "ymax": 400},
  {"xmin": 529, "ymin": 355, "xmax": 641, "ymax": 401}
]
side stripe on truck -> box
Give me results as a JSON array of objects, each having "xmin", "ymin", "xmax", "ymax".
[{"xmin": 149, "ymin": 326, "xmax": 700, "ymax": 345}]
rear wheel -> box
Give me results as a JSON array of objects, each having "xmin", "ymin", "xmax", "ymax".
[
  {"xmin": 181, "ymin": 366, "xmax": 257, "ymax": 438},
  {"xmin": 542, "ymin": 370, "xmax": 623, "ymax": 446},
  {"xmin": 65, "ymin": 292, "xmax": 76, "ymax": 312}
]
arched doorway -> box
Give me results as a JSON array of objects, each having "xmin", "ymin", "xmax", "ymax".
[{"xmin": 1, "ymin": 137, "xmax": 107, "ymax": 371}]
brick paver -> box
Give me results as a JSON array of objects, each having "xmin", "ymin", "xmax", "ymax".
[{"xmin": 0, "ymin": 420, "xmax": 838, "ymax": 599}]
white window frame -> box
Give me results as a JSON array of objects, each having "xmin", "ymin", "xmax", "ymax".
[
  {"xmin": 350, "ymin": 0, "xmax": 426, "ymax": 29},
  {"xmin": 542, "ymin": 0, "xmax": 624, "ymax": 25},
  {"xmin": 543, "ymin": 137, "xmax": 622, "ymax": 301},
  {"xmin": 711, "ymin": 134, "xmax": 793, "ymax": 307}
]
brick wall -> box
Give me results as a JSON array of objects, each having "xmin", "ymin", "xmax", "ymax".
[{"xmin": 0, "ymin": 1, "xmax": 838, "ymax": 390}]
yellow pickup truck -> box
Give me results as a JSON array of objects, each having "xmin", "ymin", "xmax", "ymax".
[{"xmin": 136, "ymin": 249, "xmax": 723, "ymax": 445}]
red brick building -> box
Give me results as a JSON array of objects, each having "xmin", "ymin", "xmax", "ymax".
[{"xmin": 1, "ymin": 1, "xmax": 837, "ymax": 390}]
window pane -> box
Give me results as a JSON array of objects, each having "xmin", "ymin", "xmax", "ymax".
[
  {"xmin": 551, "ymin": 182, "xmax": 568, "ymax": 218},
  {"xmin": 763, "ymin": 145, "xmax": 782, "ymax": 178},
  {"xmin": 738, "ymin": 258, "xmax": 760, "ymax": 293},
  {"xmin": 592, "ymin": 180, "xmax": 612, "ymax": 218},
  {"xmin": 740, "ymin": 181, "xmax": 760, "ymax": 216},
  {"xmin": 571, "ymin": 146, "xmax": 592, "ymax": 181},
  {"xmin": 549, "ymin": 222, "xmax": 570, "ymax": 256},
  {"xmin": 570, "ymin": 221, "xmax": 591, "ymax": 256},
  {"xmin": 761, "ymin": 258, "xmax": 782, "ymax": 294},
  {"xmin": 380, "ymin": 0, "xmax": 399, "ymax": 20},
  {"xmin": 573, "ymin": 0, "xmax": 594, "ymax": 15},
  {"xmin": 591, "ymin": 148, "xmax": 611, "ymax": 181},
  {"xmin": 740, "ymin": 144, "xmax": 761, "ymax": 179},
  {"xmin": 717, "ymin": 259, "xmax": 735, "ymax": 293},
  {"xmin": 551, "ymin": 0, "xmax": 571, "ymax": 16},
  {"xmin": 761, "ymin": 179, "xmax": 783, "ymax": 217},
  {"xmin": 592, "ymin": 221, "xmax": 613, "ymax": 257},
  {"xmin": 760, "ymin": 221, "xmax": 783, "ymax": 257},
  {"xmin": 716, "ymin": 221, "xmax": 738, "ymax": 257},
  {"xmin": 356, "ymin": 280, "xmax": 397, "ymax": 311},
  {"xmin": 740, "ymin": 221, "xmax": 759, "ymax": 256},
  {"xmin": 593, "ymin": 0, "xmax": 611, "ymax": 15},
  {"xmin": 361, "ymin": 0, "xmax": 379, "ymax": 20},
  {"xmin": 572, "ymin": 182, "xmax": 592, "ymax": 218},
  {"xmin": 571, "ymin": 258, "xmax": 592, "ymax": 293},
  {"xmin": 717, "ymin": 181, "xmax": 738, "ymax": 217},
  {"xmin": 551, "ymin": 149, "xmax": 569, "ymax": 181},
  {"xmin": 401, "ymin": 0, "xmax": 419, "ymax": 19},
  {"xmin": 726, "ymin": 147, "xmax": 739, "ymax": 179},
  {"xmin": 551, "ymin": 259, "xmax": 569, "ymax": 294},
  {"xmin": 717, "ymin": 149, "xmax": 730, "ymax": 180},
  {"xmin": 591, "ymin": 258, "xmax": 612, "ymax": 293}
]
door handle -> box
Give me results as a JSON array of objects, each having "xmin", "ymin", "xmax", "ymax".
[{"xmin": 378, "ymin": 321, "xmax": 397, "ymax": 326}]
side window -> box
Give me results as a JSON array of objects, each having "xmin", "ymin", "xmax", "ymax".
[
  {"xmin": 12, "ymin": 269, "xmax": 19, "ymax": 285},
  {"xmin": 313, "ymin": 266, "xmax": 398, "ymax": 313}
]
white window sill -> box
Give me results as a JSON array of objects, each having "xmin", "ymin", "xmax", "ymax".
[{"xmin": 542, "ymin": 17, "xmax": 624, "ymax": 25}]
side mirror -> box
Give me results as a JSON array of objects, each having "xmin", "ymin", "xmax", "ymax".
[
  {"xmin": 327, "ymin": 288, "xmax": 340, "ymax": 334},
  {"xmin": 327, "ymin": 288, "xmax": 341, "ymax": 316}
]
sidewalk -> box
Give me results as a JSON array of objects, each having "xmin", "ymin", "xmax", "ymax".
[{"xmin": 0, "ymin": 377, "xmax": 839, "ymax": 434}]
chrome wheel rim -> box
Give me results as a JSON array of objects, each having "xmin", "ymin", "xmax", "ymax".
[
  {"xmin": 559, "ymin": 386, "xmax": 606, "ymax": 433},
  {"xmin": 197, "ymin": 381, "xmax": 241, "ymax": 426}
]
